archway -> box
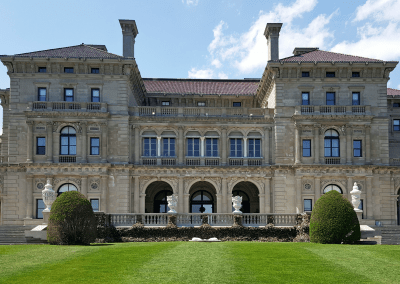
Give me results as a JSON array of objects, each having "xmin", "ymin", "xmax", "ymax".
[
  {"xmin": 231, "ymin": 181, "xmax": 260, "ymax": 213},
  {"xmin": 145, "ymin": 181, "xmax": 173, "ymax": 213},
  {"xmin": 57, "ymin": 183, "xmax": 78, "ymax": 196},
  {"xmin": 189, "ymin": 181, "xmax": 217, "ymax": 213}
]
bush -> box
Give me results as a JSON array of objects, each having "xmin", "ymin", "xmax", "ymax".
[
  {"xmin": 310, "ymin": 190, "xmax": 360, "ymax": 244},
  {"xmin": 47, "ymin": 191, "xmax": 97, "ymax": 245}
]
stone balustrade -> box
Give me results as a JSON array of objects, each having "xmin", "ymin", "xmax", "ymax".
[
  {"xmin": 29, "ymin": 101, "xmax": 108, "ymax": 112},
  {"xmin": 390, "ymin": 158, "xmax": 400, "ymax": 166},
  {"xmin": 295, "ymin": 105, "xmax": 370, "ymax": 115}
]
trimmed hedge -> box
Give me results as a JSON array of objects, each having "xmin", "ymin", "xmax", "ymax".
[
  {"xmin": 47, "ymin": 191, "xmax": 97, "ymax": 245},
  {"xmin": 310, "ymin": 190, "xmax": 360, "ymax": 244}
]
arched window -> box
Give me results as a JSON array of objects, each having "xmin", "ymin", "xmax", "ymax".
[
  {"xmin": 324, "ymin": 129, "xmax": 339, "ymax": 157},
  {"xmin": 190, "ymin": 190, "xmax": 214, "ymax": 213},
  {"xmin": 323, "ymin": 184, "xmax": 343, "ymax": 194},
  {"xmin": 58, "ymin": 183, "xmax": 78, "ymax": 196},
  {"xmin": 232, "ymin": 190, "xmax": 250, "ymax": 213},
  {"xmin": 153, "ymin": 190, "xmax": 173, "ymax": 213},
  {"xmin": 60, "ymin": 127, "xmax": 76, "ymax": 155}
]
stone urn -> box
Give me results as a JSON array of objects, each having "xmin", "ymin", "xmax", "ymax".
[
  {"xmin": 167, "ymin": 194, "xmax": 178, "ymax": 214},
  {"xmin": 42, "ymin": 179, "xmax": 56, "ymax": 212},
  {"xmin": 232, "ymin": 196, "xmax": 243, "ymax": 214},
  {"xmin": 350, "ymin": 182, "xmax": 362, "ymax": 211}
]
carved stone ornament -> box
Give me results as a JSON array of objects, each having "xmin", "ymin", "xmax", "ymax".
[
  {"xmin": 350, "ymin": 182, "xmax": 362, "ymax": 211},
  {"xmin": 42, "ymin": 179, "xmax": 56, "ymax": 212},
  {"xmin": 232, "ymin": 195, "xmax": 243, "ymax": 214},
  {"xmin": 167, "ymin": 194, "xmax": 178, "ymax": 214}
]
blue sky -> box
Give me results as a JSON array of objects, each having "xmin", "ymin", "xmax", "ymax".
[{"xmin": 0, "ymin": 0, "xmax": 400, "ymax": 113}]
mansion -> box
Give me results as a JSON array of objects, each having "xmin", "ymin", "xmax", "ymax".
[{"xmin": 0, "ymin": 20, "xmax": 400, "ymax": 227}]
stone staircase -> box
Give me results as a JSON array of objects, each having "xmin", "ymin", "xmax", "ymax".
[
  {"xmin": 0, "ymin": 225, "xmax": 45, "ymax": 244},
  {"xmin": 381, "ymin": 226, "xmax": 400, "ymax": 245}
]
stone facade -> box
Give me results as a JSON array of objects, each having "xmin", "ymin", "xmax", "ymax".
[{"xmin": 0, "ymin": 20, "xmax": 400, "ymax": 226}]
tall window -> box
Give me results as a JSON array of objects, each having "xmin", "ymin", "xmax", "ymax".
[
  {"xmin": 206, "ymin": 138, "xmax": 218, "ymax": 157},
  {"xmin": 163, "ymin": 138, "xmax": 175, "ymax": 157},
  {"xmin": 326, "ymin": 92, "xmax": 335, "ymax": 105},
  {"xmin": 91, "ymin": 88, "xmax": 100, "ymax": 102},
  {"xmin": 248, "ymin": 139, "xmax": 261, "ymax": 157},
  {"xmin": 36, "ymin": 199, "xmax": 45, "ymax": 219},
  {"xmin": 230, "ymin": 138, "xmax": 243, "ymax": 157},
  {"xmin": 60, "ymin": 127, "xmax": 77, "ymax": 155},
  {"xmin": 154, "ymin": 190, "xmax": 173, "ymax": 213},
  {"xmin": 64, "ymin": 67, "xmax": 74, "ymax": 73},
  {"xmin": 36, "ymin": 137, "xmax": 46, "ymax": 155},
  {"xmin": 353, "ymin": 140, "xmax": 362, "ymax": 157},
  {"xmin": 324, "ymin": 129, "xmax": 339, "ymax": 157},
  {"xmin": 90, "ymin": 199, "xmax": 99, "ymax": 212},
  {"xmin": 394, "ymin": 120, "xmax": 400, "ymax": 131},
  {"xmin": 302, "ymin": 140, "xmax": 311, "ymax": 157},
  {"xmin": 143, "ymin": 137, "xmax": 157, "ymax": 157},
  {"xmin": 38, "ymin": 88, "xmax": 47, "ymax": 101},
  {"xmin": 352, "ymin": 92, "xmax": 360, "ymax": 105},
  {"xmin": 90, "ymin": 137, "xmax": 100, "ymax": 155},
  {"xmin": 304, "ymin": 199, "xmax": 312, "ymax": 211},
  {"xmin": 302, "ymin": 92, "xmax": 310, "ymax": 105},
  {"xmin": 191, "ymin": 190, "xmax": 214, "ymax": 213},
  {"xmin": 64, "ymin": 88, "xmax": 74, "ymax": 102},
  {"xmin": 58, "ymin": 183, "xmax": 78, "ymax": 196},
  {"xmin": 187, "ymin": 138, "xmax": 200, "ymax": 157}
]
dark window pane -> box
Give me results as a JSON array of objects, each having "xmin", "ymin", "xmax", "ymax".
[
  {"xmin": 38, "ymin": 67, "xmax": 47, "ymax": 73},
  {"xmin": 302, "ymin": 72, "xmax": 309, "ymax": 77},
  {"xmin": 326, "ymin": 72, "xmax": 335, "ymax": 77},
  {"xmin": 304, "ymin": 199, "xmax": 312, "ymax": 211},
  {"xmin": 326, "ymin": 92, "xmax": 335, "ymax": 105},
  {"xmin": 233, "ymin": 102, "xmax": 241, "ymax": 107},
  {"xmin": 91, "ymin": 68, "xmax": 99, "ymax": 74},
  {"xmin": 38, "ymin": 88, "xmax": 47, "ymax": 101},
  {"xmin": 302, "ymin": 92, "xmax": 309, "ymax": 105},
  {"xmin": 64, "ymin": 67, "xmax": 74, "ymax": 73},
  {"xmin": 90, "ymin": 199, "xmax": 99, "ymax": 212},
  {"xmin": 394, "ymin": 103, "xmax": 400, "ymax": 107},
  {"xmin": 37, "ymin": 199, "xmax": 45, "ymax": 219},
  {"xmin": 352, "ymin": 92, "xmax": 360, "ymax": 105},
  {"xmin": 352, "ymin": 72, "xmax": 360, "ymax": 77}
]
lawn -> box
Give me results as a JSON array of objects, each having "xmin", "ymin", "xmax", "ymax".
[{"xmin": 1, "ymin": 242, "xmax": 400, "ymax": 283}]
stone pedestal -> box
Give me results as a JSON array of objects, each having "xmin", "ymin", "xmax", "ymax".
[
  {"xmin": 200, "ymin": 215, "xmax": 209, "ymax": 226},
  {"xmin": 167, "ymin": 214, "xmax": 177, "ymax": 227},
  {"xmin": 233, "ymin": 214, "xmax": 243, "ymax": 227},
  {"xmin": 355, "ymin": 209, "xmax": 363, "ymax": 223},
  {"xmin": 42, "ymin": 211, "xmax": 50, "ymax": 224}
]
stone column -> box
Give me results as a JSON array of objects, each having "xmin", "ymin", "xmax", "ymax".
[
  {"xmin": 243, "ymin": 138, "xmax": 247, "ymax": 158},
  {"xmin": 264, "ymin": 177, "xmax": 271, "ymax": 213},
  {"xmin": 264, "ymin": 127, "xmax": 270, "ymax": 165},
  {"xmin": 81, "ymin": 122, "xmax": 87, "ymax": 163},
  {"xmin": 26, "ymin": 121, "xmax": 33, "ymax": 162},
  {"xmin": 101, "ymin": 175, "xmax": 107, "ymax": 212},
  {"xmin": 296, "ymin": 177, "xmax": 302, "ymax": 212},
  {"xmin": 81, "ymin": 177, "xmax": 88, "ymax": 197},
  {"xmin": 157, "ymin": 137, "xmax": 161, "ymax": 157},
  {"xmin": 178, "ymin": 177, "xmax": 184, "ymax": 213},
  {"xmin": 134, "ymin": 125, "xmax": 140, "ymax": 164},
  {"xmin": 295, "ymin": 125, "xmax": 301, "ymax": 164},
  {"xmin": 313, "ymin": 124, "xmax": 320, "ymax": 164},
  {"xmin": 346, "ymin": 125, "xmax": 352, "ymax": 164},
  {"xmin": 46, "ymin": 122, "xmax": 53, "ymax": 162},
  {"xmin": 26, "ymin": 176, "xmax": 33, "ymax": 219},
  {"xmin": 366, "ymin": 125, "xmax": 371, "ymax": 164},
  {"xmin": 133, "ymin": 176, "xmax": 140, "ymax": 213},
  {"xmin": 314, "ymin": 176, "xmax": 321, "ymax": 202},
  {"xmin": 139, "ymin": 193, "xmax": 146, "ymax": 213},
  {"xmin": 347, "ymin": 176, "xmax": 353, "ymax": 203},
  {"xmin": 178, "ymin": 126, "xmax": 184, "ymax": 165},
  {"xmin": 200, "ymin": 137, "xmax": 205, "ymax": 157},
  {"xmin": 221, "ymin": 126, "xmax": 227, "ymax": 166},
  {"xmin": 101, "ymin": 122, "xmax": 108, "ymax": 163},
  {"xmin": 53, "ymin": 125, "xmax": 59, "ymax": 163},
  {"xmin": 319, "ymin": 128, "xmax": 324, "ymax": 164},
  {"xmin": 258, "ymin": 181, "xmax": 265, "ymax": 214},
  {"xmin": 184, "ymin": 194, "xmax": 190, "ymax": 213},
  {"xmin": 366, "ymin": 176, "xmax": 373, "ymax": 219},
  {"xmin": 216, "ymin": 194, "xmax": 222, "ymax": 213},
  {"xmin": 222, "ymin": 178, "xmax": 227, "ymax": 212}
]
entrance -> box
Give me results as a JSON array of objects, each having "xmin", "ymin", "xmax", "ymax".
[{"xmin": 189, "ymin": 181, "xmax": 217, "ymax": 213}]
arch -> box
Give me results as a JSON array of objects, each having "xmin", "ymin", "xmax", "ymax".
[
  {"xmin": 141, "ymin": 178, "xmax": 177, "ymax": 194},
  {"xmin": 229, "ymin": 179, "xmax": 263, "ymax": 195},
  {"xmin": 231, "ymin": 181, "xmax": 260, "ymax": 213},
  {"xmin": 141, "ymin": 129, "xmax": 157, "ymax": 136},
  {"xmin": 154, "ymin": 189, "xmax": 173, "ymax": 213},
  {"xmin": 323, "ymin": 184, "xmax": 343, "ymax": 194},
  {"xmin": 161, "ymin": 130, "xmax": 177, "ymax": 137},
  {"xmin": 320, "ymin": 125, "xmax": 345, "ymax": 136},
  {"xmin": 185, "ymin": 130, "xmax": 201, "ymax": 137},
  {"xmin": 228, "ymin": 129, "xmax": 245, "ymax": 137},
  {"xmin": 55, "ymin": 123, "xmax": 80, "ymax": 133},
  {"xmin": 184, "ymin": 178, "xmax": 220, "ymax": 194},
  {"xmin": 144, "ymin": 181, "xmax": 174, "ymax": 213},
  {"xmin": 189, "ymin": 181, "xmax": 217, "ymax": 213},
  {"xmin": 204, "ymin": 130, "xmax": 220, "ymax": 137},
  {"xmin": 245, "ymin": 129, "xmax": 263, "ymax": 137},
  {"xmin": 57, "ymin": 183, "xmax": 78, "ymax": 196}
]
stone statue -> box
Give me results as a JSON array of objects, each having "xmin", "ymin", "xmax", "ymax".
[
  {"xmin": 167, "ymin": 194, "xmax": 178, "ymax": 214},
  {"xmin": 350, "ymin": 182, "xmax": 362, "ymax": 211},
  {"xmin": 232, "ymin": 196, "xmax": 243, "ymax": 214},
  {"xmin": 42, "ymin": 179, "xmax": 56, "ymax": 212}
]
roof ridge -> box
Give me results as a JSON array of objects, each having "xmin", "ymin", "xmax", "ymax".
[
  {"xmin": 318, "ymin": 49, "xmax": 384, "ymax": 62},
  {"xmin": 81, "ymin": 44, "xmax": 123, "ymax": 58},
  {"xmin": 14, "ymin": 44, "xmax": 85, "ymax": 56},
  {"xmin": 279, "ymin": 49, "xmax": 385, "ymax": 62}
]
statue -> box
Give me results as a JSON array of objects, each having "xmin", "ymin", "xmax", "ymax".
[
  {"xmin": 232, "ymin": 196, "xmax": 243, "ymax": 214},
  {"xmin": 42, "ymin": 179, "xmax": 56, "ymax": 212},
  {"xmin": 350, "ymin": 182, "xmax": 362, "ymax": 211},
  {"xmin": 167, "ymin": 194, "xmax": 178, "ymax": 214}
]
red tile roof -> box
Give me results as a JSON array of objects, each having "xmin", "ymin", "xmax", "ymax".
[
  {"xmin": 280, "ymin": 49, "xmax": 385, "ymax": 63},
  {"xmin": 388, "ymin": 88, "xmax": 400, "ymax": 97},
  {"xmin": 9, "ymin": 44, "xmax": 123, "ymax": 59},
  {"xmin": 143, "ymin": 79, "xmax": 260, "ymax": 96}
]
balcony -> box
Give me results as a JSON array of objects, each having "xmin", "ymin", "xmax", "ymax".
[
  {"xmin": 229, "ymin": 157, "xmax": 263, "ymax": 166},
  {"xmin": 295, "ymin": 105, "xmax": 370, "ymax": 116},
  {"xmin": 390, "ymin": 158, "xmax": 400, "ymax": 166},
  {"xmin": 29, "ymin": 101, "xmax": 108, "ymax": 112}
]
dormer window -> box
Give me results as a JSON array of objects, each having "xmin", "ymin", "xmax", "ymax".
[
  {"xmin": 326, "ymin": 72, "xmax": 335, "ymax": 77},
  {"xmin": 162, "ymin": 101, "xmax": 170, "ymax": 106},
  {"xmin": 91, "ymin": 68, "xmax": 99, "ymax": 74},
  {"xmin": 352, "ymin": 72, "xmax": 360, "ymax": 77},
  {"xmin": 233, "ymin": 102, "xmax": 241, "ymax": 107},
  {"xmin": 302, "ymin": 72, "xmax": 310, "ymax": 77},
  {"xmin": 38, "ymin": 67, "xmax": 47, "ymax": 73},
  {"xmin": 64, "ymin": 67, "xmax": 74, "ymax": 73}
]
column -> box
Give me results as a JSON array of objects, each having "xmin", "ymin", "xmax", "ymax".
[
  {"xmin": 81, "ymin": 122, "xmax": 87, "ymax": 163},
  {"xmin": 133, "ymin": 176, "xmax": 140, "ymax": 213},
  {"xmin": 264, "ymin": 177, "xmax": 271, "ymax": 213},
  {"xmin": 296, "ymin": 177, "xmax": 302, "ymax": 212},
  {"xmin": 221, "ymin": 126, "xmax": 227, "ymax": 166},
  {"xmin": 264, "ymin": 127, "xmax": 270, "ymax": 165},
  {"xmin": 222, "ymin": 178, "xmax": 227, "ymax": 212},
  {"xmin": 366, "ymin": 125, "xmax": 371, "ymax": 164},
  {"xmin": 46, "ymin": 122, "xmax": 53, "ymax": 162},
  {"xmin": 81, "ymin": 177, "xmax": 88, "ymax": 197},
  {"xmin": 347, "ymin": 176, "xmax": 353, "ymax": 203},
  {"xmin": 101, "ymin": 176, "xmax": 107, "ymax": 212},
  {"xmin": 178, "ymin": 126, "xmax": 184, "ymax": 165},
  {"xmin": 101, "ymin": 122, "xmax": 108, "ymax": 163},
  {"xmin": 200, "ymin": 137, "xmax": 205, "ymax": 157},
  {"xmin": 26, "ymin": 121, "xmax": 33, "ymax": 162},
  {"xmin": 313, "ymin": 124, "xmax": 320, "ymax": 164},
  {"xmin": 258, "ymin": 180, "xmax": 265, "ymax": 214},
  {"xmin": 53, "ymin": 126, "xmax": 59, "ymax": 163},
  {"xmin": 346, "ymin": 125, "xmax": 352, "ymax": 164},
  {"xmin": 319, "ymin": 128, "xmax": 324, "ymax": 164},
  {"xmin": 178, "ymin": 177, "xmax": 184, "ymax": 213},
  {"xmin": 295, "ymin": 125, "xmax": 301, "ymax": 164},
  {"xmin": 26, "ymin": 176, "xmax": 33, "ymax": 219},
  {"xmin": 216, "ymin": 194, "xmax": 222, "ymax": 213},
  {"xmin": 314, "ymin": 176, "xmax": 321, "ymax": 203},
  {"xmin": 184, "ymin": 194, "xmax": 190, "ymax": 213},
  {"xmin": 366, "ymin": 176, "xmax": 373, "ymax": 219},
  {"xmin": 243, "ymin": 138, "xmax": 247, "ymax": 158},
  {"xmin": 134, "ymin": 125, "xmax": 140, "ymax": 164},
  {"xmin": 157, "ymin": 136, "xmax": 161, "ymax": 157},
  {"xmin": 139, "ymin": 193, "xmax": 146, "ymax": 213}
]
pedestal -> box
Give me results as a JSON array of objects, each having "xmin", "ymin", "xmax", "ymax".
[
  {"xmin": 42, "ymin": 211, "xmax": 50, "ymax": 225},
  {"xmin": 355, "ymin": 209, "xmax": 363, "ymax": 223}
]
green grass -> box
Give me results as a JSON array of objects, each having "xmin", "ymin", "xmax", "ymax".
[{"xmin": 1, "ymin": 242, "xmax": 400, "ymax": 283}]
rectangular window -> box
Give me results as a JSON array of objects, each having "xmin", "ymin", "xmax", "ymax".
[
  {"xmin": 64, "ymin": 88, "xmax": 74, "ymax": 102},
  {"xmin": 38, "ymin": 67, "xmax": 47, "ymax": 73},
  {"xmin": 326, "ymin": 72, "xmax": 335, "ymax": 77},
  {"xmin": 248, "ymin": 139, "xmax": 261, "ymax": 158},
  {"xmin": 197, "ymin": 102, "xmax": 206, "ymax": 107},
  {"xmin": 233, "ymin": 102, "xmax": 241, "ymax": 107},
  {"xmin": 394, "ymin": 103, "xmax": 400, "ymax": 107},
  {"xmin": 353, "ymin": 140, "xmax": 362, "ymax": 157},
  {"xmin": 304, "ymin": 199, "xmax": 312, "ymax": 211},
  {"xmin": 64, "ymin": 67, "xmax": 74, "ymax": 73},
  {"xmin": 36, "ymin": 199, "xmax": 45, "ymax": 219},
  {"xmin": 91, "ymin": 68, "xmax": 100, "ymax": 74},
  {"xmin": 302, "ymin": 92, "xmax": 310, "ymax": 105},
  {"xmin": 352, "ymin": 72, "xmax": 360, "ymax": 77},
  {"xmin": 163, "ymin": 138, "xmax": 175, "ymax": 157},
  {"xmin": 36, "ymin": 137, "xmax": 46, "ymax": 155},
  {"xmin": 352, "ymin": 92, "xmax": 360, "ymax": 105},
  {"xmin": 302, "ymin": 72, "xmax": 310, "ymax": 77},
  {"xmin": 90, "ymin": 137, "xmax": 100, "ymax": 155},
  {"xmin": 302, "ymin": 140, "xmax": 311, "ymax": 157},
  {"xmin": 326, "ymin": 92, "xmax": 335, "ymax": 105},
  {"xmin": 144, "ymin": 137, "xmax": 157, "ymax": 157},
  {"xmin": 91, "ymin": 88, "xmax": 100, "ymax": 102},
  {"xmin": 206, "ymin": 138, "xmax": 218, "ymax": 157},
  {"xmin": 162, "ymin": 101, "xmax": 170, "ymax": 106},
  {"xmin": 394, "ymin": 120, "xmax": 400, "ymax": 131},
  {"xmin": 324, "ymin": 138, "xmax": 340, "ymax": 157},
  {"xmin": 90, "ymin": 199, "xmax": 99, "ymax": 212},
  {"xmin": 38, "ymin": 88, "xmax": 47, "ymax": 101},
  {"xmin": 187, "ymin": 138, "xmax": 200, "ymax": 157},
  {"xmin": 230, "ymin": 138, "xmax": 243, "ymax": 157},
  {"xmin": 359, "ymin": 199, "xmax": 364, "ymax": 219}
]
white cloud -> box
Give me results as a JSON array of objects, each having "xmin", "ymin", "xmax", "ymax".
[
  {"xmin": 218, "ymin": 72, "xmax": 228, "ymax": 79},
  {"xmin": 188, "ymin": 68, "xmax": 213, "ymax": 79},
  {"xmin": 211, "ymin": 59, "xmax": 222, "ymax": 68},
  {"xmin": 354, "ymin": 0, "xmax": 400, "ymax": 22},
  {"xmin": 182, "ymin": 0, "xmax": 198, "ymax": 6}
]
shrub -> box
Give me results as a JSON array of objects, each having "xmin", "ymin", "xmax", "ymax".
[
  {"xmin": 310, "ymin": 190, "xmax": 360, "ymax": 244},
  {"xmin": 47, "ymin": 191, "xmax": 97, "ymax": 245}
]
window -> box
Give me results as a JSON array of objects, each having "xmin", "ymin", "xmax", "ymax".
[
  {"xmin": 323, "ymin": 184, "xmax": 343, "ymax": 194},
  {"xmin": 230, "ymin": 138, "xmax": 243, "ymax": 157},
  {"xmin": 352, "ymin": 92, "xmax": 360, "ymax": 105},
  {"xmin": 233, "ymin": 102, "xmax": 241, "ymax": 107},
  {"xmin": 394, "ymin": 120, "xmax": 400, "ymax": 131},
  {"xmin": 38, "ymin": 67, "xmax": 47, "ymax": 73},
  {"xmin": 352, "ymin": 72, "xmax": 360, "ymax": 77},
  {"xmin": 302, "ymin": 140, "xmax": 311, "ymax": 157},
  {"xmin": 36, "ymin": 137, "xmax": 46, "ymax": 155},
  {"xmin": 326, "ymin": 72, "xmax": 335, "ymax": 77},
  {"xmin": 324, "ymin": 129, "xmax": 339, "ymax": 157},
  {"xmin": 304, "ymin": 199, "xmax": 312, "ymax": 211},
  {"xmin": 91, "ymin": 68, "xmax": 100, "ymax": 74},
  {"xmin": 302, "ymin": 71, "xmax": 310, "ymax": 77},
  {"xmin": 353, "ymin": 140, "xmax": 362, "ymax": 157},
  {"xmin": 197, "ymin": 102, "xmax": 206, "ymax": 107},
  {"xmin": 36, "ymin": 199, "xmax": 45, "ymax": 219},
  {"xmin": 394, "ymin": 103, "xmax": 400, "ymax": 108},
  {"xmin": 90, "ymin": 199, "xmax": 99, "ymax": 212},
  {"xmin": 154, "ymin": 190, "xmax": 173, "ymax": 213},
  {"xmin": 187, "ymin": 138, "xmax": 200, "ymax": 157},
  {"xmin": 60, "ymin": 127, "xmax": 77, "ymax": 155},
  {"xmin": 38, "ymin": 88, "xmax": 47, "ymax": 101},
  {"xmin": 144, "ymin": 137, "xmax": 157, "ymax": 157},
  {"xmin": 64, "ymin": 88, "xmax": 74, "ymax": 102},
  {"xmin": 302, "ymin": 92, "xmax": 310, "ymax": 105},
  {"xmin": 90, "ymin": 137, "xmax": 100, "ymax": 155},
  {"xmin": 191, "ymin": 190, "xmax": 214, "ymax": 213},
  {"xmin": 163, "ymin": 138, "xmax": 175, "ymax": 157},
  {"xmin": 58, "ymin": 183, "xmax": 78, "ymax": 196},
  {"xmin": 64, "ymin": 67, "xmax": 74, "ymax": 73},
  {"xmin": 359, "ymin": 199, "xmax": 364, "ymax": 219},
  {"xmin": 206, "ymin": 138, "xmax": 218, "ymax": 157},
  {"xmin": 162, "ymin": 101, "xmax": 170, "ymax": 106},
  {"xmin": 326, "ymin": 92, "xmax": 335, "ymax": 105},
  {"xmin": 91, "ymin": 88, "xmax": 100, "ymax": 102},
  {"xmin": 248, "ymin": 139, "xmax": 261, "ymax": 158}
]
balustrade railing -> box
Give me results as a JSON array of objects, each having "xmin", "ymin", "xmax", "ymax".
[
  {"xmin": 30, "ymin": 101, "xmax": 107, "ymax": 112},
  {"xmin": 161, "ymin": 158, "xmax": 176, "ymax": 166},
  {"xmin": 390, "ymin": 158, "xmax": 400, "ymax": 166},
  {"xmin": 142, "ymin": 157, "xmax": 157, "ymax": 165},
  {"xmin": 143, "ymin": 214, "xmax": 168, "ymax": 226},
  {"xmin": 297, "ymin": 105, "xmax": 369, "ymax": 115},
  {"xmin": 229, "ymin": 158, "xmax": 244, "ymax": 166},
  {"xmin": 325, "ymin": 157, "xmax": 341, "ymax": 165},
  {"xmin": 186, "ymin": 157, "xmax": 201, "ymax": 166},
  {"xmin": 248, "ymin": 158, "xmax": 263, "ymax": 166},
  {"xmin": 59, "ymin": 156, "xmax": 76, "ymax": 163},
  {"xmin": 110, "ymin": 213, "xmax": 137, "ymax": 226}
]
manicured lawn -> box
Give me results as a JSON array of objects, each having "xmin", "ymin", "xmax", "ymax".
[{"xmin": 1, "ymin": 242, "xmax": 400, "ymax": 283}]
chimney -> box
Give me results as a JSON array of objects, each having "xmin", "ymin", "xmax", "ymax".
[
  {"xmin": 119, "ymin": 19, "xmax": 139, "ymax": 58},
  {"xmin": 264, "ymin": 23, "xmax": 283, "ymax": 61}
]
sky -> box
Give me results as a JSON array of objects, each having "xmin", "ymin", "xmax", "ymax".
[{"xmin": 1, "ymin": 0, "xmax": 400, "ymax": 131}]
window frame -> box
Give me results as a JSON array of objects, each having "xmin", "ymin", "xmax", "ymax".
[
  {"xmin": 302, "ymin": 71, "xmax": 310, "ymax": 77},
  {"xmin": 197, "ymin": 102, "xmax": 206, "ymax": 107},
  {"xmin": 36, "ymin": 199, "xmax": 45, "ymax": 219},
  {"xmin": 304, "ymin": 199, "xmax": 312, "ymax": 211},
  {"xmin": 248, "ymin": 138, "xmax": 261, "ymax": 158},
  {"xmin": 90, "ymin": 199, "xmax": 100, "ymax": 212},
  {"xmin": 38, "ymin": 67, "xmax": 47, "ymax": 73},
  {"xmin": 90, "ymin": 137, "xmax": 100, "ymax": 155},
  {"xmin": 161, "ymin": 101, "xmax": 170, "ymax": 106},
  {"xmin": 302, "ymin": 92, "xmax": 310, "ymax": 105},
  {"xmin": 64, "ymin": 67, "xmax": 74, "ymax": 73},
  {"xmin": 91, "ymin": 68, "xmax": 100, "ymax": 74},
  {"xmin": 64, "ymin": 88, "xmax": 74, "ymax": 102},
  {"xmin": 352, "ymin": 92, "xmax": 361, "ymax": 105},
  {"xmin": 353, "ymin": 140, "xmax": 362, "ymax": 157},
  {"xmin": 205, "ymin": 138, "xmax": 219, "ymax": 157},
  {"xmin": 143, "ymin": 137, "xmax": 157, "ymax": 157},
  {"xmin": 352, "ymin": 72, "xmax": 360, "ymax": 77},
  {"xmin": 233, "ymin": 102, "xmax": 242, "ymax": 107},
  {"xmin": 36, "ymin": 137, "xmax": 46, "ymax": 155},
  {"xmin": 326, "ymin": 71, "xmax": 335, "ymax": 77},
  {"xmin": 326, "ymin": 92, "xmax": 335, "ymax": 105},
  {"xmin": 187, "ymin": 137, "xmax": 200, "ymax": 157},
  {"xmin": 302, "ymin": 139, "xmax": 311, "ymax": 157},
  {"xmin": 394, "ymin": 120, "xmax": 400, "ymax": 131},
  {"xmin": 324, "ymin": 130, "xmax": 340, "ymax": 157},
  {"xmin": 60, "ymin": 127, "xmax": 77, "ymax": 156},
  {"xmin": 91, "ymin": 88, "xmax": 100, "ymax": 103},
  {"xmin": 230, "ymin": 138, "xmax": 243, "ymax": 158},
  {"xmin": 162, "ymin": 137, "xmax": 176, "ymax": 157},
  {"xmin": 38, "ymin": 87, "xmax": 47, "ymax": 101}
]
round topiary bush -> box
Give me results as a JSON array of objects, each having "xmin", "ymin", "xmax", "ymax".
[
  {"xmin": 310, "ymin": 190, "xmax": 360, "ymax": 244},
  {"xmin": 47, "ymin": 191, "xmax": 97, "ymax": 245}
]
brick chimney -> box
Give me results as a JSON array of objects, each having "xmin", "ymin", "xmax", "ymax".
[
  {"xmin": 119, "ymin": 19, "xmax": 139, "ymax": 58},
  {"xmin": 264, "ymin": 23, "xmax": 283, "ymax": 61}
]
